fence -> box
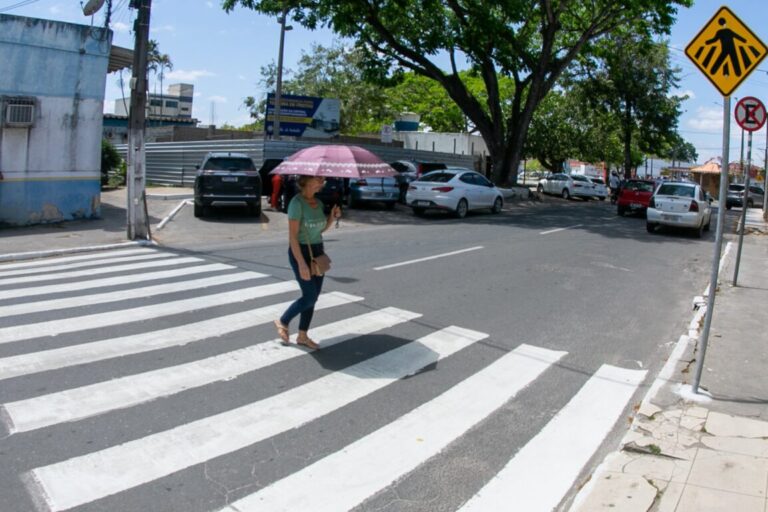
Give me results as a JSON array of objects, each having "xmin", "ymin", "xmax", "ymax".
[{"xmin": 115, "ymin": 138, "xmax": 480, "ymax": 186}]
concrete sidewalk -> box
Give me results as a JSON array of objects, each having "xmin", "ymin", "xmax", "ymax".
[{"xmin": 571, "ymin": 208, "xmax": 768, "ymax": 512}]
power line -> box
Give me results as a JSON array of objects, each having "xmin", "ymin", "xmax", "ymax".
[{"xmin": 0, "ymin": 0, "xmax": 40, "ymax": 13}]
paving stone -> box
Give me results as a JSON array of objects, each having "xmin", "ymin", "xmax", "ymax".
[
  {"xmin": 687, "ymin": 449, "xmax": 768, "ymax": 497},
  {"xmin": 706, "ymin": 412, "xmax": 768, "ymax": 438}
]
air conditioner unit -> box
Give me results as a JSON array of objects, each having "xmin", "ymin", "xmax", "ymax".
[{"xmin": 4, "ymin": 102, "xmax": 35, "ymax": 127}]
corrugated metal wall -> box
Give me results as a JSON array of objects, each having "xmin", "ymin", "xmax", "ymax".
[{"xmin": 115, "ymin": 138, "xmax": 480, "ymax": 186}]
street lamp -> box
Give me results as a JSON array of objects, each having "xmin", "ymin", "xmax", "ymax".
[{"xmin": 273, "ymin": 7, "xmax": 292, "ymax": 140}]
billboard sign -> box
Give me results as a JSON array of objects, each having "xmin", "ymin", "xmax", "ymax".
[{"xmin": 265, "ymin": 94, "xmax": 340, "ymax": 138}]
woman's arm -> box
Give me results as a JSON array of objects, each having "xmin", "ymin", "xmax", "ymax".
[
  {"xmin": 322, "ymin": 205, "xmax": 342, "ymax": 233},
  {"xmin": 288, "ymin": 219, "xmax": 311, "ymax": 281}
]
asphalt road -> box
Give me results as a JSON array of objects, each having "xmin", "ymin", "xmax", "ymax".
[{"xmin": 0, "ymin": 196, "xmax": 728, "ymax": 512}]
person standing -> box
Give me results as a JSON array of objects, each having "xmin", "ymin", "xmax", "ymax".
[
  {"xmin": 609, "ymin": 171, "xmax": 620, "ymax": 203},
  {"xmin": 270, "ymin": 173, "xmax": 283, "ymax": 210},
  {"xmin": 274, "ymin": 175, "xmax": 341, "ymax": 349}
]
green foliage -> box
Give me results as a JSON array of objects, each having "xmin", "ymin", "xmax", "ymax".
[{"xmin": 101, "ymin": 139, "xmax": 124, "ymax": 188}]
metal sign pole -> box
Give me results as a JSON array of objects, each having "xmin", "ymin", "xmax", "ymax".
[
  {"xmin": 764, "ymin": 125, "xmax": 768, "ymax": 218},
  {"xmin": 692, "ymin": 96, "xmax": 731, "ymax": 394},
  {"xmin": 733, "ymin": 130, "xmax": 753, "ymax": 285}
]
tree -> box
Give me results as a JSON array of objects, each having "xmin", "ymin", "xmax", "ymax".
[
  {"xmin": 146, "ymin": 40, "xmax": 174, "ymax": 117},
  {"xmin": 222, "ymin": 0, "xmax": 690, "ymax": 185},
  {"xmin": 524, "ymin": 90, "xmax": 581, "ymax": 172},
  {"xmin": 101, "ymin": 139, "xmax": 123, "ymax": 187}
]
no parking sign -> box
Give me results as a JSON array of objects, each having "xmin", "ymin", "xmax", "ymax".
[{"xmin": 734, "ymin": 96, "xmax": 767, "ymax": 132}]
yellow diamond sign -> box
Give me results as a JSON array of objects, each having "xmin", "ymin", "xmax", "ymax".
[{"xmin": 686, "ymin": 6, "xmax": 767, "ymax": 97}]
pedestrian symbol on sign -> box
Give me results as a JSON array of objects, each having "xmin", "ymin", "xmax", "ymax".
[{"xmin": 686, "ymin": 7, "xmax": 767, "ymax": 96}]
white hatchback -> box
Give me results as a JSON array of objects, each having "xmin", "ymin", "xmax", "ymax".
[
  {"xmin": 646, "ymin": 182, "xmax": 712, "ymax": 237},
  {"xmin": 406, "ymin": 168, "xmax": 503, "ymax": 218}
]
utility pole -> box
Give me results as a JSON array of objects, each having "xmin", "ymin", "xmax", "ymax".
[
  {"xmin": 126, "ymin": 0, "xmax": 152, "ymax": 240},
  {"xmin": 273, "ymin": 5, "xmax": 289, "ymax": 140}
]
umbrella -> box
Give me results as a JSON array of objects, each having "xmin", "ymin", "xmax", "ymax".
[{"xmin": 270, "ymin": 144, "xmax": 397, "ymax": 178}]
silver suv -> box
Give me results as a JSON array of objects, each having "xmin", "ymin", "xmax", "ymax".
[{"xmin": 725, "ymin": 184, "xmax": 764, "ymax": 209}]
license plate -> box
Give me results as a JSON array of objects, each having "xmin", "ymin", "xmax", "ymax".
[
  {"xmin": 414, "ymin": 200, "xmax": 430, "ymax": 207},
  {"xmin": 221, "ymin": 177, "xmax": 238, "ymax": 182},
  {"xmin": 630, "ymin": 203, "xmax": 642, "ymax": 209},
  {"xmin": 662, "ymin": 214, "xmax": 680, "ymax": 221}
]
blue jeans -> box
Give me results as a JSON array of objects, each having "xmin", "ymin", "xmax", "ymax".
[{"xmin": 280, "ymin": 244, "xmax": 325, "ymax": 331}]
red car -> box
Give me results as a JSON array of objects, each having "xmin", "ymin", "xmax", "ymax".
[{"xmin": 617, "ymin": 180, "xmax": 656, "ymax": 216}]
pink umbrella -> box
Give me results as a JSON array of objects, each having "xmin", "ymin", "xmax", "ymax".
[{"xmin": 270, "ymin": 144, "xmax": 397, "ymax": 178}]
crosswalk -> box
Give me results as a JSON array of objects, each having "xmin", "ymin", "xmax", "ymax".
[{"xmin": 0, "ymin": 247, "xmax": 647, "ymax": 512}]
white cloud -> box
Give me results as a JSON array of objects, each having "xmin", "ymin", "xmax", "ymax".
[
  {"xmin": 151, "ymin": 25, "xmax": 176, "ymax": 34},
  {"xmin": 167, "ymin": 69, "xmax": 215, "ymax": 81},
  {"xmin": 238, "ymin": 75, "xmax": 247, "ymax": 81},
  {"xmin": 687, "ymin": 107, "xmax": 722, "ymax": 131},
  {"xmin": 111, "ymin": 22, "xmax": 131, "ymax": 33},
  {"xmin": 206, "ymin": 1, "xmax": 214, "ymax": 7},
  {"xmin": 209, "ymin": 95, "xmax": 228, "ymax": 103}
]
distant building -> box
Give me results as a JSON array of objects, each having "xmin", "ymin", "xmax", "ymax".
[{"xmin": 0, "ymin": 14, "xmax": 125, "ymax": 226}]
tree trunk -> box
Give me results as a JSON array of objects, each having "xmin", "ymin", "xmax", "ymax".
[{"xmin": 622, "ymin": 100, "xmax": 634, "ymax": 178}]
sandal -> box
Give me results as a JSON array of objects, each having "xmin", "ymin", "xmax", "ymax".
[
  {"xmin": 274, "ymin": 320, "xmax": 290, "ymax": 345},
  {"xmin": 296, "ymin": 336, "xmax": 320, "ymax": 350}
]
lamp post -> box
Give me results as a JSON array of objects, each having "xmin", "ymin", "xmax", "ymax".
[{"xmin": 273, "ymin": 6, "xmax": 292, "ymax": 140}]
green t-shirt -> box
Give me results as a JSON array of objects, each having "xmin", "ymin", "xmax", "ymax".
[{"xmin": 287, "ymin": 195, "xmax": 326, "ymax": 244}]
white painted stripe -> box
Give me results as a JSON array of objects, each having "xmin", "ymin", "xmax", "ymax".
[
  {"xmin": 373, "ymin": 246, "xmax": 484, "ymax": 271},
  {"xmin": 0, "ymin": 263, "xmax": 237, "ymax": 301},
  {"xmin": 0, "ymin": 252, "xmax": 175, "ymax": 279},
  {"xmin": 28, "ymin": 325, "xmax": 486, "ymax": 512},
  {"xmin": 4, "ymin": 308, "xmax": 420, "ymax": 434},
  {"xmin": 0, "ymin": 281, "xmax": 298, "ymax": 344},
  {"xmin": 0, "ymin": 256, "xmax": 202, "ymax": 287},
  {"xmin": 156, "ymin": 199, "xmax": 191, "ymax": 230},
  {"xmin": 0, "ymin": 248, "xmax": 157, "ymax": 271},
  {"xmin": 458, "ymin": 364, "xmax": 646, "ymax": 512},
  {"xmin": 219, "ymin": 344, "xmax": 566, "ymax": 512},
  {"xmin": 0, "ymin": 271, "xmax": 266, "ymax": 317},
  {"xmin": 0, "ymin": 241, "xmax": 149, "ymax": 263},
  {"xmin": 539, "ymin": 224, "xmax": 583, "ymax": 235},
  {"xmin": 0, "ymin": 292, "xmax": 363, "ymax": 381}
]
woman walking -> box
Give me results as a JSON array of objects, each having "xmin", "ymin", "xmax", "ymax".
[{"xmin": 275, "ymin": 175, "xmax": 341, "ymax": 349}]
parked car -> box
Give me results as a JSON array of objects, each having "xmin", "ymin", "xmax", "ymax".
[
  {"xmin": 405, "ymin": 168, "xmax": 503, "ymax": 218},
  {"xmin": 258, "ymin": 158, "xmax": 344, "ymax": 213},
  {"xmin": 537, "ymin": 173, "xmax": 598, "ymax": 200},
  {"xmin": 588, "ymin": 177, "xmax": 608, "ymax": 200},
  {"xmin": 390, "ymin": 160, "xmax": 448, "ymax": 203},
  {"xmin": 646, "ymin": 182, "xmax": 712, "ymax": 237},
  {"xmin": 346, "ymin": 176, "xmax": 400, "ymax": 209},
  {"xmin": 616, "ymin": 179, "xmax": 656, "ymax": 216},
  {"xmin": 193, "ymin": 152, "xmax": 261, "ymax": 218},
  {"xmin": 725, "ymin": 184, "xmax": 765, "ymax": 209}
]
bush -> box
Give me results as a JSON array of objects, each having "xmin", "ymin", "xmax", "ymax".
[{"xmin": 101, "ymin": 139, "xmax": 123, "ymax": 187}]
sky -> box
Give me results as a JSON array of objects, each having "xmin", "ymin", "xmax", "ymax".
[{"xmin": 3, "ymin": 0, "xmax": 768, "ymax": 166}]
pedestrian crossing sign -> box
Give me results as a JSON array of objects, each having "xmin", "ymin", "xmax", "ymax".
[{"xmin": 685, "ymin": 6, "xmax": 767, "ymax": 97}]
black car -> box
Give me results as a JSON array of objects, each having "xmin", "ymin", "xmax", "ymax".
[{"xmin": 193, "ymin": 152, "xmax": 262, "ymax": 217}]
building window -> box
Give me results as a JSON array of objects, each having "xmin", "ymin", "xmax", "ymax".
[
  {"xmin": 2, "ymin": 96, "xmax": 36, "ymax": 127},
  {"xmin": 165, "ymin": 100, "xmax": 178, "ymax": 108},
  {"xmin": 150, "ymin": 99, "xmax": 163, "ymax": 107},
  {"xmin": 181, "ymin": 107, "xmax": 190, "ymax": 112}
]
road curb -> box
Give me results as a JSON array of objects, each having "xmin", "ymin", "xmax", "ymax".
[{"xmin": 0, "ymin": 239, "xmax": 157, "ymax": 263}]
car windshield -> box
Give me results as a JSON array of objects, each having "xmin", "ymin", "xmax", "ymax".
[
  {"xmin": 657, "ymin": 184, "xmax": 695, "ymax": 197},
  {"xmin": 203, "ymin": 158, "xmax": 254, "ymax": 171},
  {"xmin": 626, "ymin": 181, "xmax": 654, "ymax": 193},
  {"xmin": 591, "ymin": 178, "xmax": 605, "ymax": 185},
  {"xmin": 729, "ymin": 185, "xmax": 744, "ymax": 192},
  {"xmin": 571, "ymin": 175, "xmax": 589, "ymax": 182},
  {"xmin": 418, "ymin": 172, "xmax": 455, "ymax": 183}
]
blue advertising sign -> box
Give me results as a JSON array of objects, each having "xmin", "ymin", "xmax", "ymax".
[{"xmin": 265, "ymin": 94, "xmax": 341, "ymax": 138}]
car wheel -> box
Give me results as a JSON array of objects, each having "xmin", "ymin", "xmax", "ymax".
[
  {"xmin": 248, "ymin": 202, "xmax": 261, "ymax": 217},
  {"xmin": 537, "ymin": 184, "xmax": 544, "ymax": 194},
  {"xmin": 599, "ymin": 196, "xmax": 605, "ymax": 201},
  {"xmin": 704, "ymin": 216, "xmax": 711, "ymax": 231},
  {"xmin": 617, "ymin": 206, "xmax": 625, "ymax": 216},
  {"xmin": 562, "ymin": 188, "xmax": 570, "ymax": 200},
  {"xmin": 694, "ymin": 221, "xmax": 704, "ymax": 238},
  {"xmin": 491, "ymin": 196, "xmax": 503, "ymax": 214},
  {"xmin": 193, "ymin": 202, "xmax": 203, "ymax": 218},
  {"xmin": 385, "ymin": 201, "xmax": 396, "ymax": 210},
  {"xmin": 747, "ymin": 199, "xmax": 754, "ymax": 208},
  {"xmin": 646, "ymin": 222, "xmax": 656, "ymax": 233},
  {"xmin": 413, "ymin": 207, "xmax": 425, "ymax": 216},
  {"xmin": 455, "ymin": 198, "xmax": 468, "ymax": 219}
]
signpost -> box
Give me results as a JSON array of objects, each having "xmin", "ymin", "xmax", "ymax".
[
  {"xmin": 686, "ymin": 7, "xmax": 767, "ymax": 394},
  {"xmin": 732, "ymin": 97, "xmax": 766, "ymax": 285}
]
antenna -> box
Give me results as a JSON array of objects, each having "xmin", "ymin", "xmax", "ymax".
[{"xmin": 82, "ymin": 0, "xmax": 106, "ymax": 16}]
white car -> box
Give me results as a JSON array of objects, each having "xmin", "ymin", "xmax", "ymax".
[
  {"xmin": 588, "ymin": 177, "xmax": 608, "ymax": 200},
  {"xmin": 537, "ymin": 173, "xmax": 598, "ymax": 200},
  {"xmin": 646, "ymin": 182, "xmax": 712, "ymax": 237},
  {"xmin": 406, "ymin": 168, "xmax": 503, "ymax": 218}
]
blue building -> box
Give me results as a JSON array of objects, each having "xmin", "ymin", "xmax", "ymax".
[{"xmin": 0, "ymin": 14, "xmax": 122, "ymax": 226}]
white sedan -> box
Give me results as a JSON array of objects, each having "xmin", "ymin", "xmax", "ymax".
[
  {"xmin": 588, "ymin": 177, "xmax": 608, "ymax": 200},
  {"xmin": 406, "ymin": 168, "xmax": 503, "ymax": 218},
  {"xmin": 646, "ymin": 182, "xmax": 712, "ymax": 237},
  {"xmin": 537, "ymin": 173, "xmax": 598, "ymax": 200}
]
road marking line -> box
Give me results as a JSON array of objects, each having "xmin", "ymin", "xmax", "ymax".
[
  {"xmin": 0, "ymin": 256, "xmax": 203, "ymax": 287},
  {"xmin": 218, "ymin": 344, "xmax": 566, "ymax": 512},
  {"xmin": 27, "ymin": 326, "xmax": 486, "ymax": 512},
  {"xmin": 373, "ymin": 246, "xmax": 484, "ymax": 270},
  {"xmin": 0, "ymin": 248, "xmax": 158, "ymax": 271},
  {"xmin": 2, "ymin": 307, "xmax": 420, "ymax": 434},
  {"xmin": 0, "ymin": 271, "xmax": 267, "ymax": 317},
  {"xmin": 0, "ymin": 263, "xmax": 239, "ymax": 301},
  {"xmin": 0, "ymin": 281, "xmax": 300, "ymax": 345},
  {"xmin": 0, "ymin": 292, "xmax": 362, "ymax": 381},
  {"xmin": 458, "ymin": 364, "xmax": 646, "ymax": 512},
  {"xmin": 0, "ymin": 252, "xmax": 176, "ymax": 280},
  {"xmin": 539, "ymin": 224, "xmax": 583, "ymax": 235}
]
